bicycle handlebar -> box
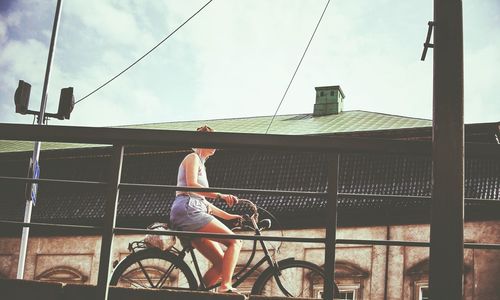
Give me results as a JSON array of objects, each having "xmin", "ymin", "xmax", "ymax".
[{"xmin": 231, "ymin": 199, "xmax": 259, "ymax": 229}]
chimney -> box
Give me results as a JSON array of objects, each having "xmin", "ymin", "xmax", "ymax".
[{"xmin": 313, "ymin": 85, "xmax": 345, "ymax": 116}]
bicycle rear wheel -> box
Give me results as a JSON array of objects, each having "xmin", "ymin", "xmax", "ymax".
[
  {"xmin": 251, "ymin": 259, "xmax": 339, "ymax": 298},
  {"xmin": 109, "ymin": 248, "xmax": 198, "ymax": 290}
]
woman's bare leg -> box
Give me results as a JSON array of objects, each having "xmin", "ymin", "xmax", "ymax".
[
  {"xmin": 191, "ymin": 238, "xmax": 224, "ymax": 287},
  {"xmin": 195, "ymin": 218, "xmax": 242, "ymax": 291}
]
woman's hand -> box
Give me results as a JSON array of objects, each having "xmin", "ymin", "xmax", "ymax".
[
  {"xmin": 225, "ymin": 213, "xmax": 242, "ymax": 221},
  {"xmin": 218, "ymin": 193, "xmax": 239, "ymax": 207}
]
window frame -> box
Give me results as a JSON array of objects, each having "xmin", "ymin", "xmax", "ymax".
[
  {"xmin": 316, "ymin": 283, "xmax": 359, "ymax": 299},
  {"xmin": 413, "ymin": 280, "xmax": 429, "ymax": 300}
]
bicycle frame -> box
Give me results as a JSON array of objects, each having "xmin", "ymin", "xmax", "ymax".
[{"xmin": 178, "ymin": 216, "xmax": 280, "ymax": 291}]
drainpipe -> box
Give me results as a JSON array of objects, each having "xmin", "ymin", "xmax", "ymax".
[{"xmin": 383, "ymin": 224, "xmax": 390, "ymax": 300}]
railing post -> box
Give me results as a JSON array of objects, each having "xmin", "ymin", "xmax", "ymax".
[
  {"xmin": 97, "ymin": 145, "xmax": 124, "ymax": 300},
  {"xmin": 324, "ymin": 152, "xmax": 339, "ymax": 300},
  {"xmin": 430, "ymin": 0, "xmax": 464, "ymax": 299}
]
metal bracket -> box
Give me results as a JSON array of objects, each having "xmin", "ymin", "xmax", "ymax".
[
  {"xmin": 421, "ymin": 21, "xmax": 435, "ymax": 61},
  {"xmin": 24, "ymin": 109, "xmax": 64, "ymax": 124}
]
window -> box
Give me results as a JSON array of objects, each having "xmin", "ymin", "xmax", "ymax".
[
  {"xmin": 317, "ymin": 289, "xmax": 355, "ymax": 300},
  {"xmin": 338, "ymin": 290, "xmax": 355, "ymax": 299},
  {"xmin": 419, "ymin": 286, "xmax": 429, "ymax": 300},
  {"xmin": 337, "ymin": 284, "xmax": 359, "ymax": 299},
  {"xmin": 412, "ymin": 280, "xmax": 429, "ymax": 300},
  {"xmin": 407, "ymin": 258, "xmax": 472, "ymax": 300},
  {"xmin": 35, "ymin": 266, "xmax": 88, "ymax": 284},
  {"xmin": 330, "ymin": 261, "xmax": 367, "ymax": 300}
]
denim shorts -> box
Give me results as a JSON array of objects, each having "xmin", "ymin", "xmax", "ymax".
[{"xmin": 169, "ymin": 194, "xmax": 214, "ymax": 232}]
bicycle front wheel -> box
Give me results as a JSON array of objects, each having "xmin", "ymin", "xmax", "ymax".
[
  {"xmin": 109, "ymin": 248, "xmax": 198, "ymax": 290},
  {"xmin": 251, "ymin": 259, "xmax": 339, "ymax": 298}
]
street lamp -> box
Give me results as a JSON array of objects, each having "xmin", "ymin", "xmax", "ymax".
[
  {"xmin": 13, "ymin": 0, "xmax": 67, "ymax": 280},
  {"xmin": 14, "ymin": 80, "xmax": 31, "ymax": 115},
  {"xmin": 14, "ymin": 80, "xmax": 75, "ymax": 121},
  {"xmin": 57, "ymin": 87, "xmax": 75, "ymax": 120}
]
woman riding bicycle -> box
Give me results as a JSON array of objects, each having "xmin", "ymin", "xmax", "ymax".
[{"xmin": 169, "ymin": 125, "xmax": 242, "ymax": 294}]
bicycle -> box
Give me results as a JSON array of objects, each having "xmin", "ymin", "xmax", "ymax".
[{"xmin": 110, "ymin": 199, "xmax": 340, "ymax": 298}]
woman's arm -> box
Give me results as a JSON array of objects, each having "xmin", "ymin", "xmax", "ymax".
[
  {"xmin": 183, "ymin": 153, "xmax": 238, "ymax": 207},
  {"xmin": 204, "ymin": 200, "xmax": 241, "ymax": 220}
]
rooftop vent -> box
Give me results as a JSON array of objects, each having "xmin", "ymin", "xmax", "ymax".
[{"xmin": 313, "ymin": 85, "xmax": 345, "ymax": 116}]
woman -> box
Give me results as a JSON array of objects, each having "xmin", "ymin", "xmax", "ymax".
[{"xmin": 170, "ymin": 125, "xmax": 242, "ymax": 293}]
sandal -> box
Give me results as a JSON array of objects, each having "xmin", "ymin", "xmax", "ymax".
[{"xmin": 220, "ymin": 288, "xmax": 243, "ymax": 295}]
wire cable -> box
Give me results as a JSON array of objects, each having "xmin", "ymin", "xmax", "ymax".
[
  {"xmin": 265, "ymin": 0, "xmax": 331, "ymax": 134},
  {"xmin": 75, "ymin": 0, "xmax": 213, "ymax": 105}
]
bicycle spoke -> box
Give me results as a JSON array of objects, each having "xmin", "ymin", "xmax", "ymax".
[
  {"xmin": 118, "ymin": 274, "xmax": 150, "ymax": 288},
  {"xmin": 254, "ymin": 260, "xmax": 328, "ymax": 298},
  {"xmin": 156, "ymin": 263, "xmax": 176, "ymax": 288},
  {"xmin": 273, "ymin": 273, "xmax": 295, "ymax": 297},
  {"xmin": 275, "ymin": 268, "xmax": 310, "ymax": 297},
  {"xmin": 136, "ymin": 260, "xmax": 155, "ymax": 287}
]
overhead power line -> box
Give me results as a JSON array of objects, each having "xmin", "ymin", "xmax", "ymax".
[
  {"xmin": 75, "ymin": 0, "xmax": 213, "ymax": 105},
  {"xmin": 265, "ymin": 0, "xmax": 332, "ymax": 134}
]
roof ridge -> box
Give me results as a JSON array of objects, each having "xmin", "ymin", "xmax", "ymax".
[
  {"xmin": 116, "ymin": 113, "xmax": 309, "ymax": 127},
  {"xmin": 348, "ymin": 110, "xmax": 431, "ymax": 121}
]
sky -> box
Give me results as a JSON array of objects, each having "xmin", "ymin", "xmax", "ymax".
[{"xmin": 0, "ymin": 0, "xmax": 498, "ymax": 128}]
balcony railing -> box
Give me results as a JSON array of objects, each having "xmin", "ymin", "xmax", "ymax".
[{"xmin": 0, "ymin": 123, "xmax": 499, "ymax": 300}]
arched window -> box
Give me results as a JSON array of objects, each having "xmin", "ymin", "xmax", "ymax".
[
  {"xmin": 35, "ymin": 266, "xmax": 88, "ymax": 284},
  {"xmin": 314, "ymin": 261, "xmax": 369, "ymax": 299},
  {"xmin": 406, "ymin": 259, "xmax": 431, "ymax": 300},
  {"xmin": 406, "ymin": 258, "xmax": 472, "ymax": 300}
]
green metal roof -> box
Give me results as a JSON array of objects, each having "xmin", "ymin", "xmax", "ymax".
[
  {"xmin": 0, "ymin": 110, "xmax": 431, "ymax": 153},
  {"xmin": 127, "ymin": 110, "xmax": 430, "ymax": 134},
  {"xmin": 0, "ymin": 140, "xmax": 105, "ymax": 154}
]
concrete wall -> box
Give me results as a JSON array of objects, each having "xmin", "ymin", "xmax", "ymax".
[{"xmin": 1, "ymin": 221, "xmax": 499, "ymax": 299}]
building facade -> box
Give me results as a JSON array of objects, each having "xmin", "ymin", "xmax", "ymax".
[{"xmin": 1, "ymin": 86, "xmax": 499, "ymax": 299}]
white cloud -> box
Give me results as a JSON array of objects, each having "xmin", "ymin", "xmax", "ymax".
[
  {"xmin": 0, "ymin": 11, "xmax": 21, "ymax": 45},
  {"xmin": 0, "ymin": 20, "xmax": 6, "ymax": 44},
  {"xmin": 0, "ymin": 0, "xmax": 498, "ymax": 128},
  {"xmin": 0, "ymin": 38, "xmax": 48, "ymax": 121},
  {"xmin": 64, "ymin": 0, "xmax": 156, "ymax": 48}
]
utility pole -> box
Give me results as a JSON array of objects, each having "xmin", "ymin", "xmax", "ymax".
[
  {"xmin": 429, "ymin": 0, "xmax": 464, "ymax": 298},
  {"xmin": 17, "ymin": 0, "xmax": 64, "ymax": 279}
]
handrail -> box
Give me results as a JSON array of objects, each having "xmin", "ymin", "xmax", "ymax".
[
  {"xmin": 0, "ymin": 220, "xmax": 102, "ymax": 232},
  {"xmin": 120, "ymin": 183, "xmax": 327, "ymax": 197},
  {"xmin": 113, "ymin": 227, "xmax": 327, "ymax": 243},
  {"xmin": 0, "ymin": 176, "xmax": 107, "ymax": 186},
  {"xmin": 2, "ymin": 174, "xmax": 498, "ymax": 205},
  {"xmin": 3, "ymin": 220, "xmax": 499, "ymax": 250},
  {"xmin": 1, "ymin": 175, "xmax": 498, "ymax": 203},
  {"xmin": 1, "ymin": 123, "xmax": 499, "ymax": 156},
  {"xmin": 336, "ymin": 239, "xmax": 500, "ymax": 249},
  {"xmin": 339, "ymin": 193, "xmax": 500, "ymax": 205}
]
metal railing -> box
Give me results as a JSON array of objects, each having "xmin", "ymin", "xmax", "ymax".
[{"xmin": 1, "ymin": 123, "xmax": 499, "ymax": 300}]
